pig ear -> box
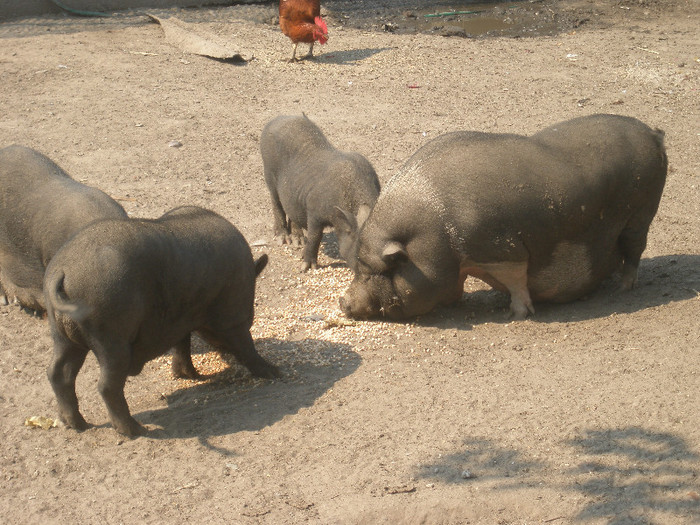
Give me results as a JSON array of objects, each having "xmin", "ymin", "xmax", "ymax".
[
  {"xmin": 382, "ymin": 241, "xmax": 407, "ymax": 263},
  {"xmin": 356, "ymin": 205, "xmax": 371, "ymax": 229},
  {"xmin": 254, "ymin": 254, "xmax": 268, "ymax": 276},
  {"xmin": 333, "ymin": 207, "xmax": 358, "ymax": 235}
]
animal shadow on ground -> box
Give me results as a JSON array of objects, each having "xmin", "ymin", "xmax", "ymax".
[
  {"xmin": 419, "ymin": 254, "xmax": 700, "ymax": 329},
  {"xmin": 563, "ymin": 427, "xmax": 700, "ymax": 523},
  {"xmin": 137, "ymin": 337, "xmax": 359, "ymax": 448},
  {"xmin": 317, "ymin": 47, "xmax": 393, "ymax": 64}
]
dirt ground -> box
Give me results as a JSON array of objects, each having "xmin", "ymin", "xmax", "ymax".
[{"xmin": 1, "ymin": 0, "xmax": 699, "ymax": 523}]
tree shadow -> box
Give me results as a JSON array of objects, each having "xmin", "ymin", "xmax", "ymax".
[
  {"xmin": 413, "ymin": 427, "xmax": 700, "ymax": 522},
  {"xmin": 136, "ymin": 337, "xmax": 360, "ymax": 450},
  {"xmin": 415, "ymin": 436, "xmax": 544, "ymax": 485},
  {"xmin": 416, "ymin": 254, "xmax": 700, "ymax": 329},
  {"xmin": 563, "ymin": 427, "xmax": 700, "ymax": 523}
]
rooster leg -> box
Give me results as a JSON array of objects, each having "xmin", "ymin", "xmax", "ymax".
[
  {"xmin": 288, "ymin": 43, "xmax": 299, "ymax": 62},
  {"xmin": 303, "ymin": 42, "xmax": 315, "ymax": 59}
]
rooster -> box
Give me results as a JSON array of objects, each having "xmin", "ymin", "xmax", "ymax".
[{"xmin": 279, "ymin": 0, "xmax": 328, "ymax": 62}]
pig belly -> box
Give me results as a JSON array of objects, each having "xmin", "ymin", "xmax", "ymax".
[
  {"xmin": 460, "ymin": 240, "xmax": 621, "ymax": 306},
  {"xmin": 528, "ymin": 241, "xmax": 620, "ymax": 302},
  {"xmin": 460, "ymin": 265, "xmax": 510, "ymax": 293}
]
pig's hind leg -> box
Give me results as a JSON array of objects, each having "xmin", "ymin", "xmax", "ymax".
[
  {"xmin": 47, "ymin": 338, "xmax": 90, "ymax": 431},
  {"xmin": 617, "ymin": 220, "xmax": 652, "ymax": 291},
  {"xmin": 92, "ymin": 341, "xmax": 146, "ymax": 437},
  {"xmin": 217, "ymin": 325, "xmax": 280, "ymax": 379},
  {"xmin": 269, "ymin": 190, "xmax": 292, "ymax": 244},
  {"xmin": 171, "ymin": 335, "xmax": 201, "ymax": 379}
]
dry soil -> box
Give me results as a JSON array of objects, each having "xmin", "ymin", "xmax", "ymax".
[{"xmin": 1, "ymin": 0, "xmax": 699, "ymax": 523}]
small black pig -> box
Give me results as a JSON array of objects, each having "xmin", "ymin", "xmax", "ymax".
[
  {"xmin": 260, "ymin": 114, "xmax": 380, "ymax": 271},
  {"xmin": 0, "ymin": 145, "xmax": 127, "ymax": 311},
  {"xmin": 44, "ymin": 206, "xmax": 278, "ymax": 437}
]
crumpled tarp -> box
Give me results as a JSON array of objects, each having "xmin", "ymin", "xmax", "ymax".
[{"xmin": 147, "ymin": 13, "xmax": 249, "ymax": 62}]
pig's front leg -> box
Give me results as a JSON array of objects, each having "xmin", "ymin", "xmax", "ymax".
[{"xmin": 301, "ymin": 219, "xmax": 323, "ymax": 272}]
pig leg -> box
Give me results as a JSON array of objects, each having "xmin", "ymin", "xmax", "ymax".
[
  {"xmin": 215, "ymin": 325, "xmax": 280, "ymax": 379},
  {"xmin": 269, "ymin": 191, "xmax": 291, "ymax": 244},
  {"xmin": 287, "ymin": 222, "xmax": 303, "ymax": 248},
  {"xmin": 47, "ymin": 339, "xmax": 90, "ymax": 430},
  {"xmin": 171, "ymin": 335, "xmax": 201, "ymax": 379},
  {"xmin": 617, "ymin": 224, "xmax": 650, "ymax": 291},
  {"xmin": 93, "ymin": 341, "xmax": 146, "ymax": 437},
  {"xmin": 476, "ymin": 261, "xmax": 534, "ymax": 319},
  {"xmin": 301, "ymin": 219, "xmax": 323, "ymax": 272}
]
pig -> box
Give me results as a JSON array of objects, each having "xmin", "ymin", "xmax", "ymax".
[
  {"xmin": 338, "ymin": 114, "xmax": 667, "ymax": 320},
  {"xmin": 44, "ymin": 206, "xmax": 278, "ymax": 437},
  {"xmin": 0, "ymin": 145, "xmax": 127, "ymax": 312},
  {"xmin": 260, "ymin": 114, "xmax": 380, "ymax": 271}
]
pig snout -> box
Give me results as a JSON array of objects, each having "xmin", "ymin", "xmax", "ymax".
[
  {"xmin": 338, "ymin": 295, "xmax": 353, "ymax": 317},
  {"xmin": 339, "ymin": 286, "xmax": 377, "ymax": 320},
  {"xmin": 340, "ymin": 277, "xmax": 404, "ymax": 320}
]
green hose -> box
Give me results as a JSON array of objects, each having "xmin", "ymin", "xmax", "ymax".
[{"xmin": 50, "ymin": 0, "xmax": 109, "ymax": 17}]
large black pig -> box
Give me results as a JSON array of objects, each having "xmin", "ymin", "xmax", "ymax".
[
  {"xmin": 44, "ymin": 206, "xmax": 278, "ymax": 437},
  {"xmin": 260, "ymin": 114, "xmax": 380, "ymax": 271},
  {"xmin": 0, "ymin": 145, "xmax": 127, "ymax": 311},
  {"xmin": 338, "ymin": 114, "xmax": 667, "ymax": 320}
]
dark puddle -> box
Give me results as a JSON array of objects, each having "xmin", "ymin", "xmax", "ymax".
[{"xmin": 329, "ymin": 0, "xmax": 570, "ymax": 38}]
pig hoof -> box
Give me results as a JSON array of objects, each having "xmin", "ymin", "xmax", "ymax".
[
  {"xmin": 173, "ymin": 368, "xmax": 202, "ymax": 380},
  {"xmin": 619, "ymin": 264, "xmax": 638, "ymax": 291},
  {"xmin": 62, "ymin": 414, "xmax": 89, "ymax": 431},
  {"xmin": 619, "ymin": 273, "xmax": 638, "ymax": 291},
  {"xmin": 250, "ymin": 362, "xmax": 282, "ymax": 379},
  {"xmin": 509, "ymin": 302, "xmax": 534, "ymax": 320},
  {"xmin": 115, "ymin": 418, "xmax": 147, "ymax": 438},
  {"xmin": 300, "ymin": 261, "xmax": 317, "ymax": 272},
  {"xmin": 0, "ymin": 294, "xmax": 8, "ymax": 306},
  {"xmin": 172, "ymin": 362, "xmax": 202, "ymax": 380}
]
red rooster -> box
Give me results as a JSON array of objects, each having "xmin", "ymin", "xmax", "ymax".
[{"xmin": 279, "ymin": 0, "xmax": 328, "ymax": 62}]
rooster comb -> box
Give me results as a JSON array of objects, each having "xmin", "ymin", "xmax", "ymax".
[{"xmin": 315, "ymin": 16, "xmax": 328, "ymax": 33}]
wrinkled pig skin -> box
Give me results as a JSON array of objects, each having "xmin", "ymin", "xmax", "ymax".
[
  {"xmin": 0, "ymin": 145, "xmax": 127, "ymax": 312},
  {"xmin": 339, "ymin": 114, "xmax": 667, "ymax": 321},
  {"xmin": 260, "ymin": 114, "xmax": 380, "ymax": 271},
  {"xmin": 44, "ymin": 206, "xmax": 277, "ymax": 437}
]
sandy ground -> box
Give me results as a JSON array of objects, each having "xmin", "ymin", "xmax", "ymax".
[{"xmin": 1, "ymin": 0, "xmax": 699, "ymax": 523}]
